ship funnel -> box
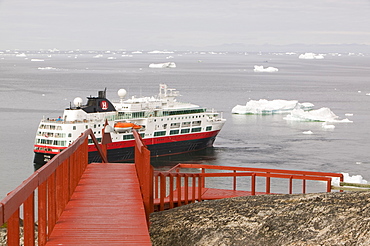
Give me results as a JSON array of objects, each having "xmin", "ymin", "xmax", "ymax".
[{"xmin": 98, "ymin": 89, "xmax": 107, "ymax": 98}]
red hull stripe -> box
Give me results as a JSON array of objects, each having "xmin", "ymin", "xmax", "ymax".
[
  {"xmin": 89, "ymin": 130, "xmax": 220, "ymax": 152},
  {"xmin": 34, "ymin": 130, "xmax": 220, "ymax": 154}
]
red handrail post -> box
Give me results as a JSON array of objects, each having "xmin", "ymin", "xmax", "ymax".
[
  {"xmin": 266, "ymin": 173, "xmax": 271, "ymax": 194},
  {"xmin": 327, "ymin": 178, "xmax": 332, "ymax": 192},
  {"xmin": 38, "ymin": 181, "xmax": 47, "ymax": 246},
  {"xmin": 7, "ymin": 209, "xmax": 20, "ymax": 246},
  {"xmin": 23, "ymin": 193, "xmax": 35, "ymax": 246},
  {"xmin": 47, "ymin": 173, "xmax": 56, "ymax": 236},
  {"xmin": 251, "ymin": 173, "xmax": 256, "ymax": 196},
  {"xmin": 169, "ymin": 174, "xmax": 174, "ymax": 209},
  {"xmin": 184, "ymin": 174, "xmax": 189, "ymax": 205},
  {"xmin": 192, "ymin": 174, "xmax": 196, "ymax": 203},
  {"xmin": 201, "ymin": 168, "xmax": 205, "ymax": 188},
  {"xmin": 176, "ymin": 174, "xmax": 182, "ymax": 207},
  {"xmin": 289, "ymin": 176, "xmax": 293, "ymax": 194},
  {"xmin": 197, "ymin": 176, "xmax": 202, "ymax": 202},
  {"xmin": 233, "ymin": 170, "xmax": 237, "ymax": 191},
  {"xmin": 159, "ymin": 173, "xmax": 165, "ymax": 211}
]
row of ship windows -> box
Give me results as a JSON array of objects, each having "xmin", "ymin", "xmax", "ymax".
[
  {"xmin": 34, "ymin": 147, "xmax": 63, "ymax": 153},
  {"xmin": 39, "ymin": 124, "xmax": 63, "ymax": 130},
  {"xmin": 37, "ymin": 132, "xmax": 67, "ymax": 138},
  {"xmin": 37, "ymin": 126, "xmax": 212, "ymax": 146},
  {"xmin": 153, "ymin": 115, "xmax": 204, "ymax": 122},
  {"xmin": 116, "ymin": 109, "xmax": 206, "ymax": 119},
  {"xmin": 36, "ymin": 139, "xmax": 67, "ymax": 147},
  {"xmin": 91, "ymin": 126, "xmax": 211, "ymax": 142}
]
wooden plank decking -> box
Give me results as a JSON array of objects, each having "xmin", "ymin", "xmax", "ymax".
[{"xmin": 45, "ymin": 163, "xmax": 151, "ymax": 246}]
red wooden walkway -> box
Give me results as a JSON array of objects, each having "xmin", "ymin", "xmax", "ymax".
[
  {"xmin": 0, "ymin": 128, "xmax": 344, "ymax": 245},
  {"xmin": 45, "ymin": 163, "xmax": 151, "ymax": 246}
]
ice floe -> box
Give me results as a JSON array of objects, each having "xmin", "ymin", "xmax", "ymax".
[
  {"xmin": 149, "ymin": 62, "xmax": 176, "ymax": 68},
  {"xmin": 284, "ymin": 107, "xmax": 352, "ymax": 123},
  {"xmin": 16, "ymin": 53, "xmax": 27, "ymax": 57},
  {"xmin": 231, "ymin": 99, "xmax": 314, "ymax": 115},
  {"xmin": 253, "ymin": 65, "xmax": 278, "ymax": 72},
  {"xmin": 31, "ymin": 59, "xmax": 44, "ymax": 62},
  {"xmin": 332, "ymin": 173, "xmax": 368, "ymax": 186},
  {"xmin": 38, "ymin": 67, "xmax": 57, "ymax": 70},
  {"xmin": 299, "ymin": 53, "xmax": 325, "ymax": 59},
  {"xmin": 148, "ymin": 50, "xmax": 174, "ymax": 54},
  {"xmin": 321, "ymin": 122, "xmax": 335, "ymax": 129},
  {"xmin": 302, "ymin": 130, "xmax": 313, "ymax": 135}
]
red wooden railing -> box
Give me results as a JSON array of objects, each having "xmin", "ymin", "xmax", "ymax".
[
  {"xmin": 132, "ymin": 130, "xmax": 153, "ymax": 226},
  {"xmin": 154, "ymin": 164, "xmax": 344, "ymax": 211},
  {"xmin": 0, "ymin": 129, "xmax": 106, "ymax": 246}
]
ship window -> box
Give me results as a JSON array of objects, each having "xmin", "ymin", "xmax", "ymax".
[
  {"xmin": 206, "ymin": 126, "xmax": 212, "ymax": 131},
  {"xmin": 181, "ymin": 128, "xmax": 190, "ymax": 134},
  {"xmin": 154, "ymin": 131, "xmax": 166, "ymax": 137},
  {"xmin": 123, "ymin": 134, "xmax": 134, "ymax": 140},
  {"xmin": 170, "ymin": 123, "xmax": 180, "ymax": 129},
  {"xmin": 170, "ymin": 129, "xmax": 179, "ymax": 135},
  {"xmin": 192, "ymin": 121, "xmax": 201, "ymax": 126},
  {"xmin": 191, "ymin": 127, "xmax": 202, "ymax": 133},
  {"xmin": 73, "ymin": 126, "xmax": 76, "ymax": 130},
  {"xmin": 182, "ymin": 122, "xmax": 191, "ymax": 127}
]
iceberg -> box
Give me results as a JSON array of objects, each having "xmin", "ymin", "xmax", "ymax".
[
  {"xmin": 149, "ymin": 62, "xmax": 176, "ymax": 68},
  {"xmin": 299, "ymin": 53, "xmax": 325, "ymax": 59},
  {"xmin": 284, "ymin": 107, "xmax": 352, "ymax": 123},
  {"xmin": 253, "ymin": 65, "xmax": 278, "ymax": 72},
  {"xmin": 231, "ymin": 99, "xmax": 314, "ymax": 115}
]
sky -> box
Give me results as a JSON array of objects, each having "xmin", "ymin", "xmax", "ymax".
[{"xmin": 1, "ymin": 0, "xmax": 370, "ymax": 51}]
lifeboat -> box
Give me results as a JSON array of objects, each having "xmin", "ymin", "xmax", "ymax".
[{"xmin": 114, "ymin": 122, "xmax": 141, "ymax": 132}]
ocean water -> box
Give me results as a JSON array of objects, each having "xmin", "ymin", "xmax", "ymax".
[{"xmin": 1, "ymin": 51, "xmax": 370, "ymax": 199}]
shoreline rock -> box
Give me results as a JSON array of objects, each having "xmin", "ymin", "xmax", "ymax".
[{"xmin": 150, "ymin": 192, "xmax": 370, "ymax": 245}]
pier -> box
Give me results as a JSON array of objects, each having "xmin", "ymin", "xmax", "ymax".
[{"xmin": 1, "ymin": 129, "xmax": 349, "ymax": 245}]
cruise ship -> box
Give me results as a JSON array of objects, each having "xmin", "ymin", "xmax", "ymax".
[{"xmin": 33, "ymin": 84, "xmax": 226, "ymax": 166}]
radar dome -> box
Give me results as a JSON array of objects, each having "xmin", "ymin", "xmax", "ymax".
[
  {"xmin": 118, "ymin": 89, "xmax": 127, "ymax": 98},
  {"xmin": 73, "ymin": 97, "xmax": 83, "ymax": 107}
]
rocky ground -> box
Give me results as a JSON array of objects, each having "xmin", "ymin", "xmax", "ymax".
[{"xmin": 150, "ymin": 192, "xmax": 370, "ymax": 246}]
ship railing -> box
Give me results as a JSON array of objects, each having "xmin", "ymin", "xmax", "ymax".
[
  {"xmin": 41, "ymin": 118, "xmax": 90, "ymax": 124},
  {"xmin": 0, "ymin": 129, "xmax": 107, "ymax": 246},
  {"xmin": 153, "ymin": 164, "xmax": 344, "ymax": 211}
]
